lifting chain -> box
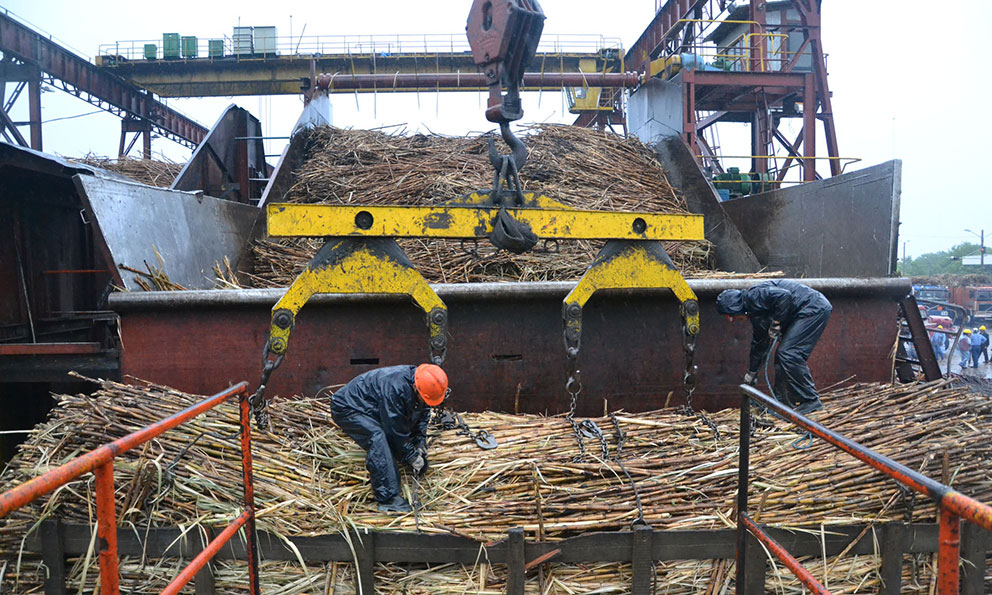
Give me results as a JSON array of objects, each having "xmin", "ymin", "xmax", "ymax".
[
  {"xmin": 412, "ymin": 473, "xmax": 423, "ymax": 533},
  {"xmin": 565, "ymin": 360, "xmax": 586, "ymax": 457},
  {"xmin": 564, "ymin": 360, "xmax": 608, "ymax": 460},
  {"xmin": 677, "ymin": 301, "xmax": 721, "ymax": 439},
  {"xmin": 431, "ymin": 407, "xmax": 498, "ymax": 450},
  {"xmin": 249, "ymin": 340, "xmax": 284, "ymax": 432},
  {"xmin": 609, "ymin": 412, "xmax": 646, "ymax": 526}
]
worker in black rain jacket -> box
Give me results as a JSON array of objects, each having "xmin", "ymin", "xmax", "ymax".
[
  {"xmin": 330, "ymin": 364, "xmax": 448, "ymax": 512},
  {"xmin": 716, "ymin": 280, "xmax": 832, "ymax": 415}
]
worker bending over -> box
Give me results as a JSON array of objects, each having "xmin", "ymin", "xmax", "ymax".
[
  {"xmin": 717, "ymin": 280, "xmax": 833, "ymax": 415},
  {"xmin": 331, "ymin": 364, "xmax": 448, "ymax": 512}
]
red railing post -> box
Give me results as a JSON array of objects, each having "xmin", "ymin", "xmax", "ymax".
[
  {"xmin": 159, "ymin": 510, "xmax": 252, "ymax": 595},
  {"xmin": 0, "ymin": 382, "xmax": 247, "ymax": 520},
  {"xmin": 735, "ymin": 387, "xmax": 752, "ymax": 593},
  {"xmin": 240, "ymin": 394, "xmax": 261, "ymax": 595},
  {"xmin": 937, "ymin": 507, "xmax": 961, "ymax": 594},
  {"xmin": 94, "ymin": 461, "xmax": 121, "ymax": 595}
]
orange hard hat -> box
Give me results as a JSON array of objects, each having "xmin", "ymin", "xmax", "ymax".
[{"xmin": 414, "ymin": 364, "xmax": 448, "ymax": 406}]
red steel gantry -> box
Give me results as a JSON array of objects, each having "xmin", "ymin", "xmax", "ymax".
[
  {"xmin": 0, "ymin": 11, "xmax": 206, "ymax": 157},
  {"xmin": 584, "ymin": 0, "xmax": 840, "ymax": 183}
]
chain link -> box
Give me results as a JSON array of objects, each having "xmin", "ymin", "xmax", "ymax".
[
  {"xmin": 249, "ymin": 340, "xmax": 284, "ymax": 432},
  {"xmin": 430, "ymin": 407, "xmax": 498, "ymax": 450},
  {"xmin": 412, "ymin": 473, "xmax": 422, "ymax": 533},
  {"xmin": 677, "ymin": 304, "xmax": 721, "ymax": 439},
  {"xmin": 565, "ymin": 360, "xmax": 587, "ymax": 457},
  {"xmin": 609, "ymin": 413, "xmax": 645, "ymax": 526}
]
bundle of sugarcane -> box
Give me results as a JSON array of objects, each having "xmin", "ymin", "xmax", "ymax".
[
  {"xmin": 1, "ymin": 378, "xmax": 989, "ymax": 593},
  {"xmin": 249, "ymin": 124, "xmax": 720, "ymax": 286},
  {"xmin": 245, "ymin": 236, "xmax": 776, "ymax": 287},
  {"xmin": 71, "ymin": 154, "xmax": 183, "ymax": 188}
]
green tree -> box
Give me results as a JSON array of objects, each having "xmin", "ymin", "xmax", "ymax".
[{"xmin": 900, "ymin": 242, "xmax": 988, "ymax": 276}]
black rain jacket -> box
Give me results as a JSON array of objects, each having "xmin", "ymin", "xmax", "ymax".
[
  {"xmin": 723, "ymin": 280, "xmax": 832, "ymax": 372},
  {"xmin": 330, "ymin": 365, "xmax": 429, "ymax": 464}
]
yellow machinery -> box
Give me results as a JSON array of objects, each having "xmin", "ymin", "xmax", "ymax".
[{"xmin": 248, "ymin": 0, "xmax": 705, "ymax": 429}]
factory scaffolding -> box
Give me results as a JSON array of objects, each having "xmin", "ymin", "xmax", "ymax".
[{"xmin": 605, "ymin": 0, "xmax": 841, "ymax": 183}]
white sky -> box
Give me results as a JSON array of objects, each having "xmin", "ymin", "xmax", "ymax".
[{"xmin": 2, "ymin": 0, "xmax": 990, "ymax": 257}]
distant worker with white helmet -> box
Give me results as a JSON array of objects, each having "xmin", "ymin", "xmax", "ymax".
[
  {"xmin": 969, "ymin": 328, "xmax": 987, "ymax": 368},
  {"xmin": 330, "ymin": 364, "xmax": 448, "ymax": 512}
]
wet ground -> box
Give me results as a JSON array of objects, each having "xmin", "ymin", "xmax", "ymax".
[{"xmin": 942, "ymin": 348, "xmax": 992, "ymax": 380}]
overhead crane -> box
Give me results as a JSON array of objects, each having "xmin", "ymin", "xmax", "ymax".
[
  {"xmin": 246, "ymin": 0, "xmax": 705, "ymax": 429},
  {"xmin": 96, "ymin": 34, "xmax": 627, "ymax": 97}
]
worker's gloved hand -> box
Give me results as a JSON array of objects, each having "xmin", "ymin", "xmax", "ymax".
[
  {"xmin": 411, "ymin": 452, "xmax": 428, "ymax": 477},
  {"xmin": 768, "ymin": 321, "xmax": 782, "ymax": 340},
  {"xmin": 743, "ymin": 371, "xmax": 758, "ymax": 386}
]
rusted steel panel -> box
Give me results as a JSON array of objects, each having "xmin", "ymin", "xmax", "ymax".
[
  {"xmin": 112, "ymin": 279, "xmax": 906, "ymax": 413},
  {"xmin": 0, "ymin": 343, "xmax": 101, "ymax": 355}
]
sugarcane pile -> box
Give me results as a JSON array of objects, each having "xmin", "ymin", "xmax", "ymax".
[
  {"xmin": 70, "ymin": 154, "xmax": 183, "ymax": 188},
  {"xmin": 1, "ymin": 378, "xmax": 989, "ymax": 593},
  {"xmin": 246, "ymin": 124, "xmax": 716, "ymax": 287}
]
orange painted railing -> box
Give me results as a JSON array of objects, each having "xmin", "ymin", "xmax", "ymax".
[
  {"xmin": 0, "ymin": 382, "xmax": 259, "ymax": 595},
  {"xmin": 737, "ymin": 384, "xmax": 992, "ymax": 594}
]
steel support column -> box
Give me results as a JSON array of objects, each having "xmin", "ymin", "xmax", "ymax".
[
  {"xmin": 683, "ymin": 69, "xmax": 697, "ymax": 154},
  {"xmin": 749, "ymin": 0, "xmax": 768, "ymax": 74},
  {"xmin": 120, "ymin": 117, "xmax": 152, "ymax": 159},
  {"xmin": 0, "ymin": 101, "xmax": 28, "ymax": 146},
  {"xmin": 27, "ymin": 65, "xmax": 41, "ymax": 150},
  {"xmin": 795, "ymin": 1, "xmax": 840, "ymax": 176},
  {"xmin": 803, "ymin": 73, "xmax": 816, "ymax": 181}
]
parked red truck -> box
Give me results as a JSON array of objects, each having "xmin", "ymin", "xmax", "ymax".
[{"xmin": 949, "ymin": 286, "xmax": 992, "ymax": 325}]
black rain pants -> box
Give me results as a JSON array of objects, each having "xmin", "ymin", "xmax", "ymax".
[
  {"xmin": 332, "ymin": 410, "xmax": 401, "ymax": 503},
  {"xmin": 773, "ymin": 304, "xmax": 832, "ymax": 406}
]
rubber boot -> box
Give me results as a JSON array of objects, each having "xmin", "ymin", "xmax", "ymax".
[{"xmin": 377, "ymin": 495, "xmax": 412, "ymax": 513}]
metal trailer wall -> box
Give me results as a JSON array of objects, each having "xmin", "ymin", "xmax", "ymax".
[
  {"xmin": 651, "ymin": 135, "xmax": 761, "ymax": 273},
  {"xmin": 721, "ymin": 161, "xmax": 902, "ymax": 277},
  {"xmin": 171, "ymin": 104, "xmax": 270, "ymax": 205},
  {"xmin": 74, "ymin": 175, "xmax": 259, "ymax": 292},
  {"xmin": 0, "ymin": 143, "xmax": 122, "ymax": 381},
  {"xmin": 110, "ymin": 277, "xmax": 908, "ymax": 413}
]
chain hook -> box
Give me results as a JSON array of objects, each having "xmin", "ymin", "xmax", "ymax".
[{"xmin": 250, "ymin": 340, "xmax": 284, "ymax": 432}]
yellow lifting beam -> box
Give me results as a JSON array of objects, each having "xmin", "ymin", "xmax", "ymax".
[
  {"xmin": 267, "ymin": 203, "xmax": 704, "ymax": 241},
  {"xmin": 563, "ymin": 240, "xmax": 700, "ymax": 359},
  {"xmin": 267, "ymin": 238, "xmax": 448, "ymax": 364}
]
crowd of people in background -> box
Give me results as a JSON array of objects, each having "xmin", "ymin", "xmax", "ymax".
[{"xmin": 932, "ymin": 324, "xmax": 989, "ymax": 371}]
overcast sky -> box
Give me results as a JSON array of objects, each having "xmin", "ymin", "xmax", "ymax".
[{"xmin": 2, "ymin": 0, "xmax": 990, "ymax": 258}]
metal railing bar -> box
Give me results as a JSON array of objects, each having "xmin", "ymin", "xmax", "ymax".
[
  {"xmin": 937, "ymin": 508, "xmax": 960, "ymax": 593},
  {"xmin": 0, "ymin": 381, "xmax": 248, "ymax": 519},
  {"xmin": 159, "ymin": 509, "xmax": 252, "ymax": 595},
  {"xmin": 239, "ymin": 395, "xmax": 260, "ymax": 594},
  {"xmin": 740, "ymin": 514, "xmax": 831, "ymax": 594},
  {"xmin": 95, "ymin": 462, "xmax": 120, "ymax": 595},
  {"xmin": 739, "ymin": 384, "xmax": 992, "ymax": 532}
]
